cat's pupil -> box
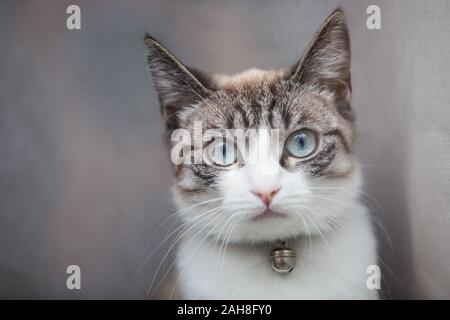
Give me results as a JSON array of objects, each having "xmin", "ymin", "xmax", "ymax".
[
  {"xmin": 221, "ymin": 143, "xmax": 227, "ymax": 158},
  {"xmin": 208, "ymin": 141, "xmax": 235, "ymax": 167},
  {"xmin": 298, "ymin": 136, "xmax": 305, "ymax": 149},
  {"xmin": 296, "ymin": 135, "xmax": 307, "ymax": 149}
]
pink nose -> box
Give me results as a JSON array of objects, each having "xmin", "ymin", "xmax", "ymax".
[{"xmin": 251, "ymin": 188, "xmax": 281, "ymax": 207}]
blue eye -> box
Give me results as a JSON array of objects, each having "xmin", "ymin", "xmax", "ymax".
[
  {"xmin": 206, "ymin": 140, "xmax": 236, "ymax": 167},
  {"xmin": 285, "ymin": 130, "xmax": 318, "ymax": 158}
]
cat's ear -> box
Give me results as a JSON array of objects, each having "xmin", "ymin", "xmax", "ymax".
[
  {"xmin": 144, "ymin": 34, "xmax": 213, "ymax": 127},
  {"xmin": 289, "ymin": 9, "xmax": 352, "ymax": 119}
]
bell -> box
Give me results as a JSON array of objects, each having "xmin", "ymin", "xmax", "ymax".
[{"xmin": 270, "ymin": 241, "xmax": 295, "ymax": 274}]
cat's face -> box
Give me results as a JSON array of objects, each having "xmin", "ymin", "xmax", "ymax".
[{"xmin": 146, "ymin": 9, "xmax": 360, "ymax": 243}]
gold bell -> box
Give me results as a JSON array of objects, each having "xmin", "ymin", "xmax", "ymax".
[{"xmin": 270, "ymin": 241, "xmax": 295, "ymax": 274}]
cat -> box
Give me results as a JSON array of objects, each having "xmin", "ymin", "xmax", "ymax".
[{"xmin": 145, "ymin": 8, "xmax": 378, "ymax": 299}]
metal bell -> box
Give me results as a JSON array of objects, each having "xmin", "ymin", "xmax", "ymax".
[{"xmin": 270, "ymin": 241, "xmax": 295, "ymax": 274}]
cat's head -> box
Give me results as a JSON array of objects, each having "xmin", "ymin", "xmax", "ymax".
[{"xmin": 145, "ymin": 9, "xmax": 361, "ymax": 244}]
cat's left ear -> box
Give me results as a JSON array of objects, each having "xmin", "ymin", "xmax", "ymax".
[
  {"xmin": 144, "ymin": 34, "xmax": 213, "ymax": 128},
  {"xmin": 289, "ymin": 8, "xmax": 352, "ymax": 119}
]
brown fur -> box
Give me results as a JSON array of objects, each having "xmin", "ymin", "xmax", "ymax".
[{"xmin": 145, "ymin": 8, "xmax": 355, "ymax": 198}]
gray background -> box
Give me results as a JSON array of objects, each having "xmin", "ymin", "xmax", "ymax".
[{"xmin": 1, "ymin": 0, "xmax": 449, "ymax": 299}]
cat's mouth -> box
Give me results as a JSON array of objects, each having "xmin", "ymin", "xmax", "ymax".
[{"xmin": 251, "ymin": 209, "xmax": 287, "ymax": 221}]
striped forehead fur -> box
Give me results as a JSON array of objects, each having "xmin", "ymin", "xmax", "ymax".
[{"xmin": 145, "ymin": 8, "xmax": 356, "ymax": 195}]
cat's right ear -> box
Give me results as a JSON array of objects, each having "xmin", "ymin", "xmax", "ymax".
[
  {"xmin": 144, "ymin": 34, "xmax": 212, "ymax": 127},
  {"xmin": 287, "ymin": 9, "xmax": 353, "ymax": 121}
]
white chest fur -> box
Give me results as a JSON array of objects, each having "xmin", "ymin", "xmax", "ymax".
[{"xmin": 175, "ymin": 204, "xmax": 379, "ymax": 300}]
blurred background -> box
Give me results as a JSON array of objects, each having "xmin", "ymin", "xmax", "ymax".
[{"xmin": 1, "ymin": 0, "xmax": 449, "ymax": 299}]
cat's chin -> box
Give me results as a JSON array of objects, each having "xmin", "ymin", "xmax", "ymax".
[
  {"xmin": 218, "ymin": 213, "xmax": 312, "ymax": 244},
  {"xmin": 250, "ymin": 209, "xmax": 288, "ymax": 221}
]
